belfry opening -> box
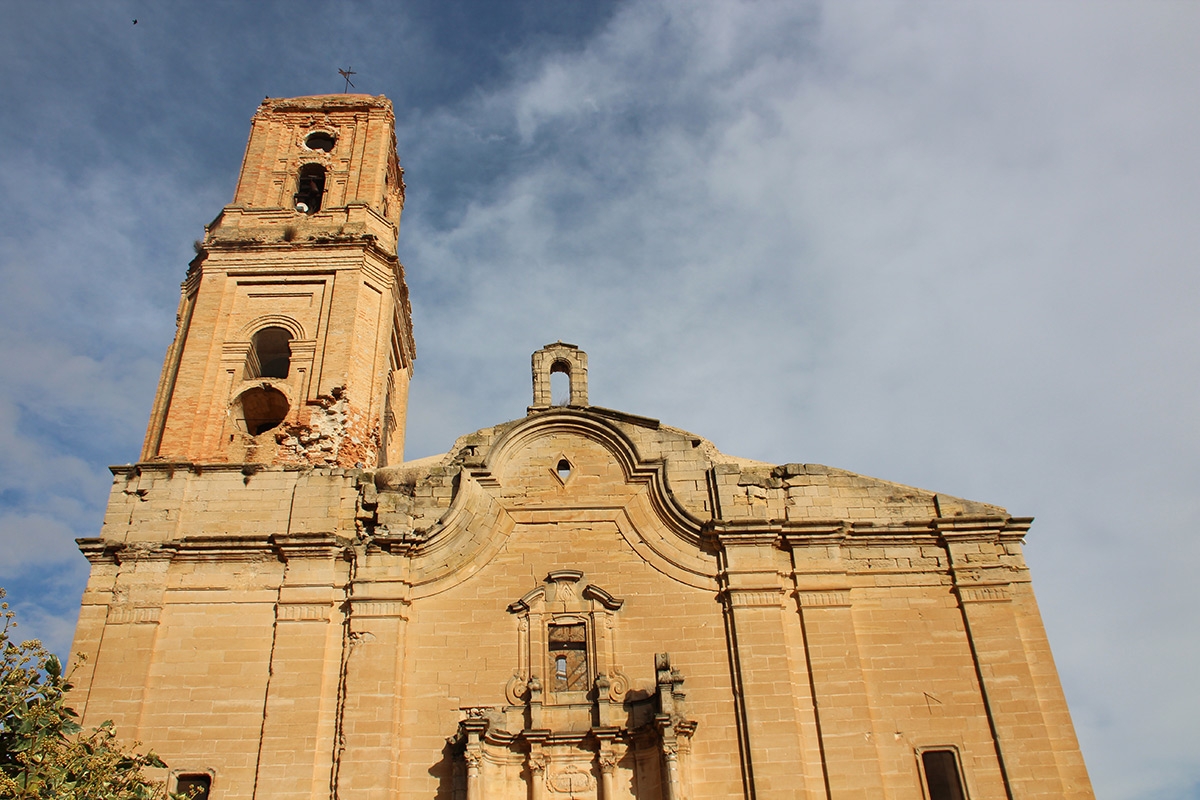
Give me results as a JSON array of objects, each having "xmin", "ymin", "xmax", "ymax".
[
  {"xmin": 294, "ymin": 163, "xmax": 325, "ymax": 213},
  {"xmin": 245, "ymin": 327, "xmax": 292, "ymax": 380}
]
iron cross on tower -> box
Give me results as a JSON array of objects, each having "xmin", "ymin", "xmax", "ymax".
[{"xmin": 338, "ymin": 67, "xmax": 356, "ymax": 93}]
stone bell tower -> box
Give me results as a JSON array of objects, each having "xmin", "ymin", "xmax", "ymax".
[{"xmin": 142, "ymin": 94, "xmax": 414, "ymax": 468}]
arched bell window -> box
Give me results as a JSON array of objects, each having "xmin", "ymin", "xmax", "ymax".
[
  {"xmin": 245, "ymin": 327, "xmax": 292, "ymax": 380},
  {"xmin": 294, "ymin": 163, "xmax": 326, "ymax": 213},
  {"xmin": 550, "ymin": 360, "xmax": 571, "ymax": 406},
  {"xmin": 530, "ymin": 343, "xmax": 589, "ymax": 410}
]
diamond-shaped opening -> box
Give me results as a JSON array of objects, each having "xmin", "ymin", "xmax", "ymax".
[{"xmin": 549, "ymin": 453, "xmax": 573, "ymax": 484}]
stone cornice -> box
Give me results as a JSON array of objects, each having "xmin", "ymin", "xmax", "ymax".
[
  {"xmin": 703, "ymin": 516, "xmax": 1030, "ymax": 550},
  {"xmin": 201, "ymin": 228, "xmax": 399, "ymax": 267},
  {"xmin": 173, "ymin": 535, "xmax": 275, "ymax": 561},
  {"xmin": 109, "ymin": 462, "xmax": 363, "ymax": 479},
  {"xmin": 933, "ymin": 515, "xmax": 1014, "ymax": 537},
  {"xmin": 271, "ymin": 533, "xmax": 353, "ymax": 560},
  {"xmin": 76, "ymin": 538, "xmax": 124, "ymax": 564},
  {"xmin": 258, "ymin": 94, "xmax": 393, "ymax": 114},
  {"xmin": 794, "ymin": 589, "xmax": 852, "ymax": 608},
  {"xmin": 703, "ymin": 519, "xmax": 783, "ymax": 549},
  {"xmin": 80, "ymin": 534, "xmax": 350, "ymax": 564}
]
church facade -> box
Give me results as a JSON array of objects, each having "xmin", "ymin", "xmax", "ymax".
[{"xmin": 67, "ymin": 95, "xmax": 1094, "ymax": 800}]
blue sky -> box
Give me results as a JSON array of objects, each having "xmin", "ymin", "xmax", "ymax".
[{"xmin": 2, "ymin": 2, "xmax": 1198, "ymax": 798}]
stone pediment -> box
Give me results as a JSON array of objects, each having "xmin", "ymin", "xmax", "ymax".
[
  {"xmin": 372, "ymin": 408, "xmax": 719, "ymax": 597},
  {"xmin": 373, "ymin": 404, "xmax": 1009, "ymax": 543}
]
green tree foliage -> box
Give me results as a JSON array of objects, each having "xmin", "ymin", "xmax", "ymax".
[{"xmin": 0, "ymin": 589, "xmax": 177, "ymax": 799}]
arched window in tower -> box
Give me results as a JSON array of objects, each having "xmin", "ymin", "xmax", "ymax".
[
  {"xmin": 294, "ymin": 164, "xmax": 326, "ymax": 213},
  {"xmin": 550, "ymin": 360, "xmax": 571, "ymax": 406},
  {"xmin": 245, "ymin": 327, "xmax": 293, "ymax": 379}
]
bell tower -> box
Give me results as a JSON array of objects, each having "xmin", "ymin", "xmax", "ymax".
[{"xmin": 142, "ymin": 94, "xmax": 414, "ymax": 468}]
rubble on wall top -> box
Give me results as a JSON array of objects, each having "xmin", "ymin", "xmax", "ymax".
[{"xmin": 259, "ymin": 94, "xmax": 392, "ymax": 113}]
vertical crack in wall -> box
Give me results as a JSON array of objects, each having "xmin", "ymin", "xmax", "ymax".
[
  {"xmin": 251, "ymin": 564, "xmax": 285, "ymax": 800},
  {"xmin": 329, "ymin": 549, "xmax": 359, "ymax": 800}
]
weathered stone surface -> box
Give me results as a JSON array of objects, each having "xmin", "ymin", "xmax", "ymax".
[{"xmin": 67, "ymin": 96, "xmax": 1093, "ymax": 800}]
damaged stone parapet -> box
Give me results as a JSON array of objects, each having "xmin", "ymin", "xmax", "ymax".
[
  {"xmin": 205, "ymin": 205, "xmax": 401, "ymax": 258},
  {"xmin": 100, "ymin": 462, "xmax": 363, "ymax": 545},
  {"xmin": 710, "ymin": 459, "xmax": 1007, "ymax": 525}
]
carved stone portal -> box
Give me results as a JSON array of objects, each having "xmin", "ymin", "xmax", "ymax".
[{"xmin": 449, "ymin": 572, "xmax": 696, "ymax": 799}]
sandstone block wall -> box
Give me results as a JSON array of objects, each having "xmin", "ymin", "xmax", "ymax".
[{"xmin": 70, "ymin": 406, "xmax": 1093, "ymax": 799}]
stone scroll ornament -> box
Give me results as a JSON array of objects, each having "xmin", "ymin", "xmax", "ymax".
[
  {"xmin": 547, "ymin": 763, "xmax": 596, "ymax": 795},
  {"xmin": 503, "ymin": 571, "xmax": 630, "ymax": 705}
]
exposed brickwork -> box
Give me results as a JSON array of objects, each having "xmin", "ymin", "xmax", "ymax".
[{"xmin": 142, "ymin": 96, "xmax": 413, "ymax": 469}]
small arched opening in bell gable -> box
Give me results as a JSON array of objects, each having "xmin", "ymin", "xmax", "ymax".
[
  {"xmin": 244, "ymin": 327, "xmax": 293, "ymax": 380},
  {"xmin": 294, "ymin": 163, "xmax": 326, "ymax": 213},
  {"xmin": 550, "ymin": 359, "xmax": 571, "ymax": 406}
]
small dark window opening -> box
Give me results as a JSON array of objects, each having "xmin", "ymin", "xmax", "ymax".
[
  {"xmin": 236, "ymin": 386, "xmax": 290, "ymax": 436},
  {"xmin": 548, "ymin": 623, "xmax": 587, "ymax": 692},
  {"xmin": 247, "ymin": 327, "xmax": 292, "ymax": 379},
  {"xmin": 922, "ymin": 750, "xmax": 965, "ymax": 800},
  {"xmin": 550, "ymin": 360, "xmax": 571, "ymax": 406},
  {"xmin": 295, "ymin": 164, "xmax": 326, "ymax": 213},
  {"xmin": 556, "ymin": 458, "xmax": 572, "ymax": 481},
  {"xmin": 176, "ymin": 774, "xmax": 211, "ymax": 800},
  {"xmin": 305, "ymin": 131, "xmax": 336, "ymax": 152}
]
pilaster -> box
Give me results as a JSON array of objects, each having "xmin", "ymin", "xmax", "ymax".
[
  {"xmin": 333, "ymin": 577, "xmax": 412, "ymax": 799},
  {"xmin": 252, "ymin": 534, "xmax": 351, "ymax": 800},
  {"xmin": 940, "ymin": 517, "xmax": 1067, "ymax": 799},
  {"xmin": 785, "ymin": 525, "xmax": 887, "ymax": 800},
  {"xmin": 79, "ymin": 547, "xmax": 172, "ymax": 737},
  {"xmin": 711, "ymin": 523, "xmax": 812, "ymax": 799}
]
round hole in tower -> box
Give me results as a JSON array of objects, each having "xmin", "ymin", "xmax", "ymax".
[
  {"xmin": 234, "ymin": 386, "xmax": 290, "ymax": 436},
  {"xmin": 304, "ymin": 131, "xmax": 336, "ymax": 152}
]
